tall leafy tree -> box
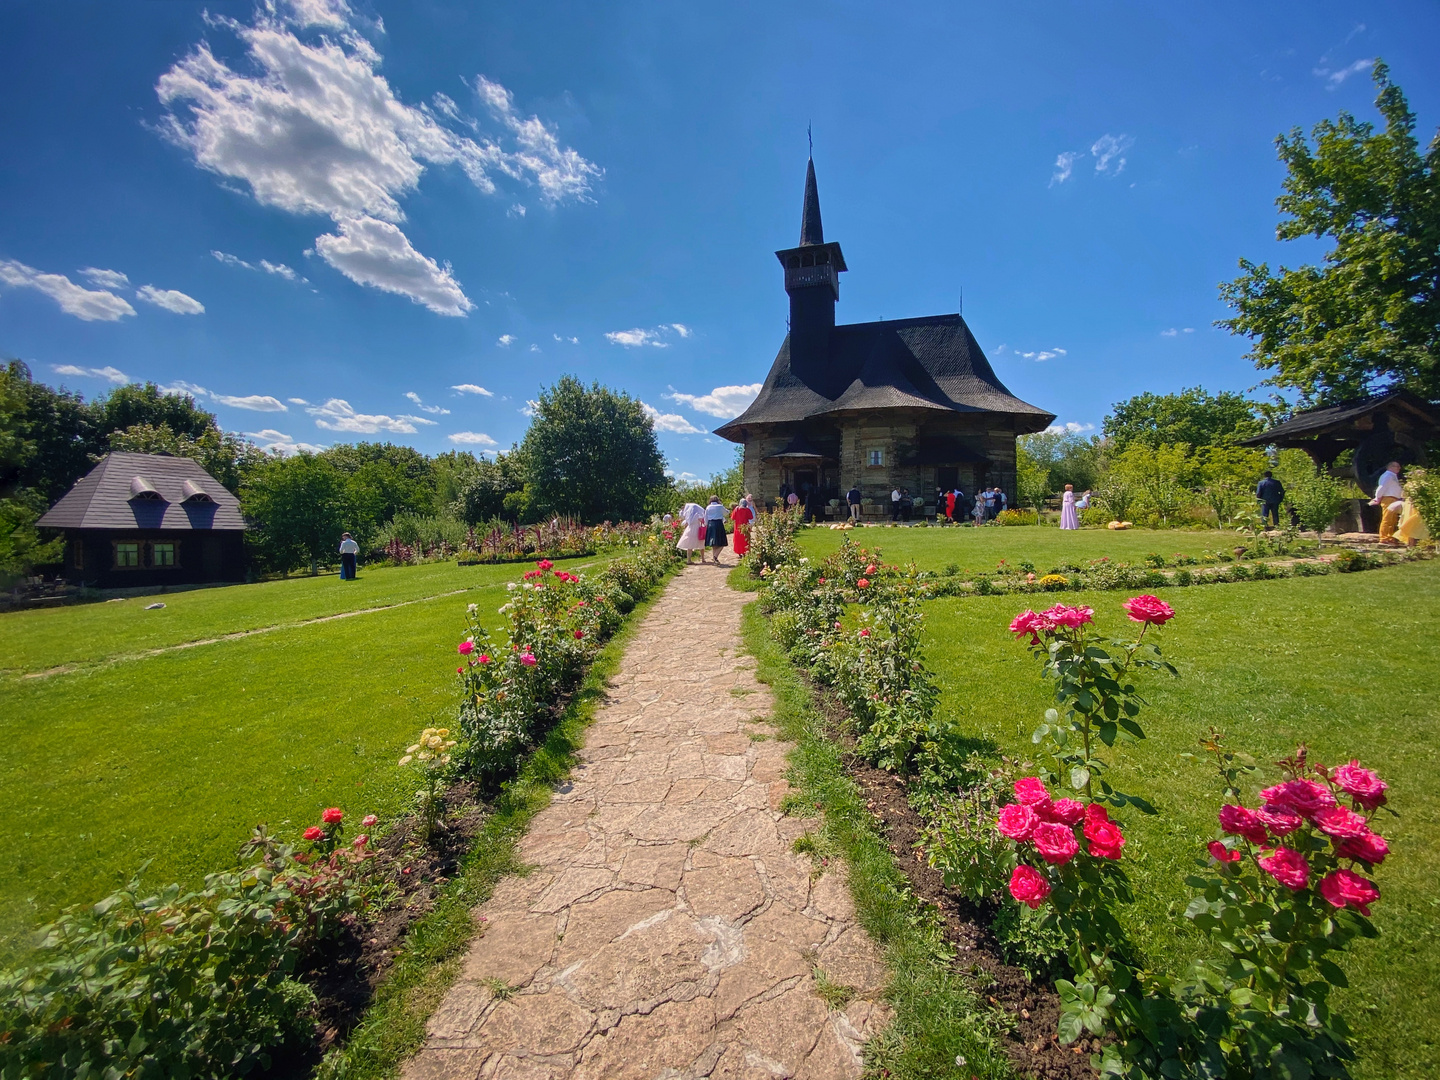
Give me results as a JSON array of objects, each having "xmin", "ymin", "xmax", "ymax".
[
  {"xmin": 1219, "ymin": 62, "xmax": 1440, "ymax": 406},
  {"xmin": 240, "ymin": 454, "xmax": 350, "ymax": 575},
  {"xmin": 93, "ymin": 382, "xmax": 218, "ymax": 441},
  {"xmin": 107, "ymin": 423, "xmax": 266, "ymax": 495},
  {"xmin": 0, "ymin": 361, "xmax": 98, "ymax": 504},
  {"xmin": 1103, "ymin": 388, "xmax": 1262, "ymax": 452},
  {"xmin": 520, "ymin": 376, "xmax": 668, "ymax": 522}
]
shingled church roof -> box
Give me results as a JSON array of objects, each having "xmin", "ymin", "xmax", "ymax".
[
  {"xmin": 715, "ymin": 313, "xmax": 1055, "ymax": 440},
  {"xmin": 38, "ymin": 452, "xmax": 246, "ymax": 531}
]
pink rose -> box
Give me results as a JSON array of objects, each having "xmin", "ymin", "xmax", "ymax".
[
  {"xmin": 1218, "ymin": 804, "xmax": 1268, "ymax": 846},
  {"xmin": 857, "ymin": 578, "xmax": 870, "ymax": 589},
  {"xmin": 1045, "ymin": 798, "xmax": 1086, "ymax": 826},
  {"xmin": 1041, "ymin": 603, "xmax": 1093, "ymax": 629},
  {"xmin": 1332, "ymin": 760, "xmax": 1388, "ymax": 810},
  {"xmin": 865, "ymin": 564, "xmax": 876, "ymax": 574},
  {"xmin": 996, "ymin": 803, "xmax": 1040, "ymax": 841},
  {"xmin": 1121, "ymin": 594, "xmax": 1176, "ymax": 626},
  {"xmin": 1319, "ymin": 868, "xmax": 1380, "ymax": 916},
  {"xmin": 520, "ymin": 652, "xmax": 538, "ymax": 667},
  {"xmin": 859, "ymin": 628, "xmax": 871, "ymax": 638},
  {"xmin": 1257, "ymin": 847, "xmax": 1310, "ymax": 890},
  {"xmin": 322, "ymin": 807, "xmax": 344, "ymax": 824},
  {"xmin": 1009, "ymin": 864, "xmax": 1051, "ymax": 909},
  {"xmin": 457, "ymin": 641, "xmax": 475, "ymax": 656},
  {"xmin": 303, "ymin": 826, "xmax": 324, "ymax": 841},
  {"xmin": 1084, "ymin": 816, "xmax": 1125, "ymax": 860},
  {"xmin": 362, "ymin": 814, "xmax": 379, "ymax": 827},
  {"xmin": 1085, "ymin": 802, "xmax": 1110, "ymax": 826},
  {"xmin": 1014, "ymin": 778, "xmax": 1051, "ymax": 806},
  {"xmin": 1336, "ymin": 830, "xmax": 1389, "ymax": 866},
  {"xmin": 1256, "ymin": 806, "xmax": 1304, "ymax": 837},
  {"xmin": 537, "ymin": 559, "xmax": 554, "ymax": 570},
  {"xmin": 479, "ymin": 654, "xmax": 491, "ymax": 664},
  {"xmin": 1009, "ymin": 610, "xmax": 1048, "ymax": 642},
  {"xmin": 352, "ymin": 834, "xmax": 369, "ymax": 848},
  {"xmin": 1313, "ymin": 805, "xmax": 1370, "ymax": 841},
  {"xmin": 1032, "ymin": 821, "xmax": 1080, "ymax": 865},
  {"xmin": 1260, "ymin": 779, "xmax": 1335, "ymax": 820},
  {"xmin": 457, "ymin": 666, "xmax": 464, "ymax": 674},
  {"xmin": 1208, "ymin": 840, "xmax": 1242, "ymax": 863}
]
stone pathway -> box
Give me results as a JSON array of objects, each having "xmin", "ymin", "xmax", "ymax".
[{"xmin": 405, "ymin": 564, "xmax": 891, "ymax": 1079}]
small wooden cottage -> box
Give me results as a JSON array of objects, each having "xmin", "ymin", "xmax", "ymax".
[
  {"xmin": 716, "ymin": 157, "xmax": 1055, "ymax": 515},
  {"xmin": 38, "ymin": 452, "xmax": 247, "ymax": 587}
]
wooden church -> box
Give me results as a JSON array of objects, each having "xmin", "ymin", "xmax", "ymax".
[{"xmin": 715, "ymin": 157, "xmax": 1055, "ymax": 516}]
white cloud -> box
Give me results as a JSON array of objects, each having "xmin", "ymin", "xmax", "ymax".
[
  {"xmin": 0, "ymin": 259, "xmax": 136, "ymax": 321},
  {"xmin": 1316, "ymin": 58, "xmax": 1373, "ymax": 89},
  {"xmin": 156, "ymin": 9, "xmax": 599, "ymax": 314},
  {"xmin": 306, "ymin": 397, "xmax": 435, "ymax": 433},
  {"xmin": 496, "ymin": 334, "xmax": 515, "ymax": 347},
  {"xmin": 136, "ymin": 284, "xmax": 205, "ymax": 314},
  {"xmin": 52, "ymin": 364, "xmax": 130, "ymax": 384},
  {"xmin": 313, "ymin": 215, "xmax": 473, "ymax": 315},
  {"xmin": 508, "ymin": 203, "xmax": 526, "ymax": 218},
  {"xmin": 670, "ymin": 323, "xmax": 692, "ymax": 338},
  {"xmin": 212, "ymin": 392, "xmax": 287, "ymax": 411},
  {"xmin": 553, "ymin": 333, "xmax": 578, "ymax": 344},
  {"xmin": 520, "ymin": 399, "xmax": 539, "ymax": 417},
  {"xmin": 606, "ymin": 327, "xmax": 667, "ymax": 348},
  {"xmin": 1049, "ymin": 151, "xmax": 1079, "ymax": 186},
  {"xmin": 1091, "ymin": 134, "xmax": 1134, "ymax": 175},
  {"xmin": 1161, "ymin": 328, "xmax": 1178, "ymax": 337},
  {"xmin": 665, "ymin": 382, "xmax": 761, "ymax": 418},
  {"xmin": 642, "ymin": 403, "xmax": 705, "ymax": 434},
  {"xmin": 1018, "ymin": 347, "xmax": 1068, "ymax": 362},
  {"xmin": 405, "ymin": 391, "xmax": 450, "ymax": 414},
  {"xmin": 528, "ymin": 343, "xmax": 540, "ymax": 353},
  {"xmin": 676, "ymin": 471, "xmax": 699, "ymax": 482},
  {"xmin": 160, "ymin": 379, "xmax": 211, "ymax": 398},
  {"xmin": 1044, "ymin": 421, "xmax": 1096, "ymax": 436},
  {"xmin": 214, "ymin": 251, "xmax": 306, "ymax": 282},
  {"xmin": 248, "ymin": 427, "xmax": 324, "ymax": 454},
  {"xmin": 451, "ymin": 383, "xmax": 493, "ymax": 396},
  {"xmin": 287, "ymin": 396, "xmax": 310, "ymax": 404},
  {"xmin": 447, "ymin": 430, "xmax": 497, "ymax": 446},
  {"xmin": 80, "ymin": 267, "xmax": 130, "ymax": 290},
  {"xmin": 1184, "ymin": 327, "xmax": 1195, "ymax": 333}
]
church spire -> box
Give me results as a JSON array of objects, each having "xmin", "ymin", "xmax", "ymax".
[{"xmin": 799, "ymin": 156, "xmax": 824, "ymax": 246}]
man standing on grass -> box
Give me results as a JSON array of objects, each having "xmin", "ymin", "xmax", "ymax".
[
  {"xmin": 1371, "ymin": 461, "xmax": 1405, "ymax": 544},
  {"xmin": 338, "ymin": 532, "xmax": 359, "ymax": 580},
  {"xmin": 891, "ymin": 487, "xmax": 901, "ymax": 521},
  {"xmin": 1256, "ymin": 470, "xmax": 1285, "ymax": 528},
  {"xmin": 847, "ymin": 482, "xmax": 862, "ymax": 523}
]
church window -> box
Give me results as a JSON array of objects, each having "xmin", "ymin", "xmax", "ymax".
[{"xmin": 868, "ymin": 449, "xmax": 883, "ymax": 466}]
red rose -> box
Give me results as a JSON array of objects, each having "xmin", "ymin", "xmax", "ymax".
[
  {"xmin": 1084, "ymin": 816, "xmax": 1125, "ymax": 860},
  {"xmin": 1208, "ymin": 840, "xmax": 1242, "ymax": 863},
  {"xmin": 1257, "ymin": 846, "xmax": 1310, "ymax": 890},
  {"xmin": 1009, "ymin": 610, "xmax": 1048, "ymax": 642},
  {"xmin": 1218, "ymin": 804, "xmax": 1269, "ymax": 845},
  {"xmin": 1260, "ymin": 779, "xmax": 1335, "ymax": 820},
  {"xmin": 1256, "ymin": 805, "xmax": 1304, "ymax": 837},
  {"xmin": 1332, "ymin": 760, "xmax": 1388, "ymax": 810},
  {"xmin": 574, "ymin": 629, "xmax": 585, "ymax": 640},
  {"xmin": 1121, "ymin": 594, "xmax": 1176, "ymax": 626},
  {"xmin": 818, "ymin": 577, "xmax": 826, "ymax": 584},
  {"xmin": 1041, "ymin": 603, "xmax": 1093, "ymax": 629},
  {"xmin": 1014, "ymin": 778, "xmax": 1051, "ymax": 806},
  {"xmin": 322, "ymin": 807, "xmax": 344, "ymax": 824},
  {"xmin": 859, "ymin": 628, "xmax": 871, "ymax": 638},
  {"xmin": 997, "ymin": 803, "xmax": 1040, "ymax": 841},
  {"xmin": 1319, "ymin": 868, "xmax": 1380, "ymax": 916},
  {"xmin": 303, "ymin": 826, "xmax": 324, "ymax": 841},
  {"xmin": 1046, "ymin": 798, "xmax": 1086, "ymax": 825},
  {"xmin": 856, "ymin": 578, "xmax": 870, "ymax": 589},
  {"xmin": 479, "ymin": 654, "xmax": 491, "ymax": 664},
  {"xmin": 1313, "ymin": 805, "xmax": 1370, "ymax": 841},
  {"xmin": 1084, "ymin": 802, "xmax": 1110, "ymax": 826},
  {"xmin": 1032, "ymin": 821, "xmax": 1080, "ymax": 865},
  {"xmin": 537, "ymin": 559, "xmax": 553, "ymax": 570},
  {"xmin": 1009, "ymin": 864, "xmax": 1051, "ymax": 909},
  {"xmin": 1337, "ymin": 830, "xmax": 1389, "ymax": 865}
]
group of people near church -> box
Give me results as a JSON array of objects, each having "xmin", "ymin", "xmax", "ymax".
[{"xmin": 672, "ymin": 494, "xmax": 756, "ymax": 564}]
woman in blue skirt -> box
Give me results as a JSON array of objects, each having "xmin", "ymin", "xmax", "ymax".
[{"xmin": 703, "ymin": 495, "xmax": 729, "ymax": 565}]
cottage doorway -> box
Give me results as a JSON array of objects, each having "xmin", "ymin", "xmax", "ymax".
[
  {"xmin": 793, "ymin": 469, "xmax": 817, "ymax": 494},
  {"xmin": 936, "ymin": 466, "xmax": 959, "ymax": 491},
  {"xmin": 202, "ymin": 536, "xmax": 223, "ymax": 577}
]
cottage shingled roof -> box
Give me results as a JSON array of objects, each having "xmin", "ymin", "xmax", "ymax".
[
  {"xmin": 1238, "ymin": 389, "xmax": 1439, "ymax": 446},
  {"xmin": 715, "ymin": 313, "xmax": 1055, "ymax": 440},
  {"xmin": 38, "ymin": 452, "xmax": 246, "ymax": 531}
]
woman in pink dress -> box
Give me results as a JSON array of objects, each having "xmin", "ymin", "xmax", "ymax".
[
  {"xmin": 730, "ymin": 496, "xmax": 755, "ymax": 557},
  {"xmin": 1059, "ymin": 485, "xmax": 1091, "ymax": 530}
]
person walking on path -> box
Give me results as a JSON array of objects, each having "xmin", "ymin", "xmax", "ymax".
[
  {"xmin": 703, "ymin": 495, "xmax": 729, "ymax": 564},
  {"xmin": 1256, "ymin": 470, "xmax": 1286, "ymax": 528},
  {"xmin": 1371, "ymin": 461, "xmax": 1405, "ymax": 544},
  {"xmin": 676, "ymin": 502, "xmax": 705, "ymax": 563},
  {"xmin": 1059, "ymin": 485, "xmax": 1082, "ymax": 530},
  {"xmin": 730, "ymin": 495, "xmax": 754, "ymax": 557},
  {"xmin": 847, "ymin": 483, "xmax": 863, "ymax": 523},
  {"xmin": 338, "ymin": 532, "xmax": 359, "ymax": 580},
  {"xmin": 944, "ymin": 488, "xmax": 956, "ymax": 522}
]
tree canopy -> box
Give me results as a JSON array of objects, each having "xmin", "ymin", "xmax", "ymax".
[
  {"xmin": 1219, "ymin": 62, "xmax": 1440, "ymax": 406},
  {"xmin": 1102, "ymin": 387, "xmax": 1262, "ymax": 452},
  {"xmin": 520, "ymin": 376, "xmax": 669, "ymax": 522}
]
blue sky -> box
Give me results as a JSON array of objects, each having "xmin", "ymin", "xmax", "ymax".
[{"xmin": 2, "ymin": 2, "xmax": 1436, "ymax": 481}]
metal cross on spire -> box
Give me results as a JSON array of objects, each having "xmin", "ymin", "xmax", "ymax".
[{"xmin": 807, "ymin": 123, "xmax": 812, "ymax": 157}]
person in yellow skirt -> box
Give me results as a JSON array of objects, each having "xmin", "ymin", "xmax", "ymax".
[{"xmin": 1370, "ymin": 461, "xmax": 1405, "ymax": 544}]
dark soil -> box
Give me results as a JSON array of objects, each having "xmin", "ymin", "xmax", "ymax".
[
  {"xmin": 263, "ymin": 781, "xmax": 492, "ymax": 1078},
  {"xmin": 810, "ymin": 689, "xmax": 1098, "ymax": 1080}
]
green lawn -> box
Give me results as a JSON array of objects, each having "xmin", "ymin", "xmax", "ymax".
[
  {"xmin": 0, "ymin": 556, "xmax": 611, "ymax": 952},
  {"xmin": 922, "ymin": 563, "xmax": 1440, "ymax": 1080},
  {"xmin": 796, "ymin": 522, "xmax": 1253, "ymax": 575}
]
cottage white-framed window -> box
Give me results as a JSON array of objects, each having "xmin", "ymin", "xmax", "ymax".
[{"xmin": 867, "ymin": 449, "xmax": 883, "ymax": 467}]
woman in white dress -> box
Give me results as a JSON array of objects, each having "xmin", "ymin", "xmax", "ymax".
[
  {"xmin": 676, "ymin": 502, "xmax": 705, "ymax": 562},
  {"xmin": 971, "ymin": 492, "xmax": 986, "ymax": 526},
  {"xmin": 1059, "ymin": 485, "xmax": 1092, "ymax": 530}
]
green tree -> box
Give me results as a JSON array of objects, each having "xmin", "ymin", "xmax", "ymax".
[
  {"xmin": 0, "ymin": 361, "xmax": 98, "ymax": 504},
  {"xmin": 1274, "ymin": 449, "xmax": 1356, "ymax": 532},
  {"xmin": 520, "ymin": 376, "xmax": 668, "ymax": 522},
  {"xmin": 0, "ymin": 500, "xmax": 63, "ymax": 587},
  {"xmin": 1219, "ymin": 62, "xmax": 1440, "ymax": 406},
  {"xmin": 1108, "ymin": 443, "xmax": 1196, "ymax": 525},
  {"xmin": 240, "ymin": 454, "xmax": 350, "ymax": 575},
  {"xmin": 1015, "ymin": 441, "xmax": 1051, "ymax": 510},
  {"xmin": 452, "ymin": 451, "xmax": 528, "ymax": 524},
  {"xmin": 94, "ymin": 382, "xmax": 218, "ymax": 442},
  {"xmin": 1103, "ymin": 388, "xmax": 1262, "ymax": 452},
  {"xmin": 107, "ymin": 423, "xmax": 266, "ymax": 495},
  {"xmin": 1195, "ymin": 445, "xmax": 1270, "ymax": 525},
  {"xmin": 1017, "ymin": 428, "xmax": 1103, "ymax": 493}
]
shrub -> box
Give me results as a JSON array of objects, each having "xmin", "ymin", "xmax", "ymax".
[
  {"xmin": 746, "ymin": 508, "xmax": 802, "ymax": 578},
  {"xmin": 996, "ymin": 508, "xmax": 1039, "ymax": 526},
  {"xmin": 1294, "ymin": 559, "xmax": 1331, "ymax": 577},
  {"xmin": 1333, "ymin": 548, "xmax": 1377, "ymax": 573},
  {"xmin": 1038, "ymin": 573, "xmax": 1068, "ymax": 591},
  {"xmin": 1404, "ymin": 466, "xmax": 1440, "ymax": 535}
]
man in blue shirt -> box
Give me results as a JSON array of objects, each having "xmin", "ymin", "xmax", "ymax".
[
  {"xmin": 1255, "ymin": 470, "xmax": 1285, "ymax": 527},
  {"xmin": 846, "ymin": 483, "xmax": 863, "ymax": 523}
]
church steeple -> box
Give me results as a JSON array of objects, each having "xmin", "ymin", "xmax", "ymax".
[{"xmin": 776, "ymin": 155, "xmax": 848, "ymax": 383}]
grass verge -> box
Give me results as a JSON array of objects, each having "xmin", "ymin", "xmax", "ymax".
[
  {"xmin": 740, "ymin": 602, "xmax": 1010, "ymax": 1080},
  {"xmin": 316, "ymin": 575, "xmax": 672, "ymax": 1080}
]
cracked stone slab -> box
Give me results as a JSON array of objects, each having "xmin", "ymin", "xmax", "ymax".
[{"xmin": 402, "ymin": 566, "xmax": 889, "ymax": 1080}]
